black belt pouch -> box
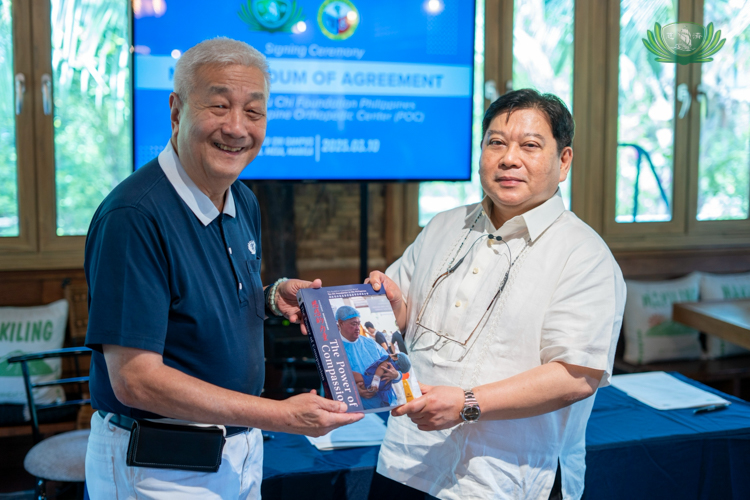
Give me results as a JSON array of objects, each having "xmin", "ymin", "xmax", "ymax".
[{"xmin": 126, "ymin": 419, "xmax": 226, "ymax": 473}]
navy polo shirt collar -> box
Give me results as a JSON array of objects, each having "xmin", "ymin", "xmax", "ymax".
[{"xmin": 158, "ymin": 141, "xmax": 236, "ymax": 226}]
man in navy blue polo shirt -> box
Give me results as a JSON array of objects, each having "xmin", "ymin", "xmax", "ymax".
[{"xmin": 84, "ymin": 38, "xmax": 362, "ymax": 499}]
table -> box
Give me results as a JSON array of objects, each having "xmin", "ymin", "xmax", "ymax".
[
  {"xmin": 581, "ymin": 373, "xmax": 750, "ymax": 499},
  {"xmin": 673, "ymin": 299, "xmax": 750, "ymax": 349},
  {"xmin": 261, "ymin": 374, "xmax": 750, "ymax": 500}
]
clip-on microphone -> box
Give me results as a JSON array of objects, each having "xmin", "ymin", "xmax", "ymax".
[{"xmin": 447, "ymin": 234, "xmax": 503, "ymax": 274}]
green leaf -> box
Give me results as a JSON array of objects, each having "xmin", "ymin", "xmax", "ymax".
[
  {"xmin": 701, "ymin": 37, "xmax": 726, "ymax": 58},
  {"xmin": 701, "ymin": 25, "xmax": 726, "ymax": 58},
  {"xmin": 649, "ymin": 28, "xmax": 671, "ymax": 55},
  {"xmin": 645, "ymin": 32, "xmax": 672, "ymax": 58},
  {"xmin": 238, "ymin": 0, "xmax": 264, "ymax": 31},
  {"xmin": 702, "ymin": 25, "xmax": 720, "ymax": 53},
  {"xmin": 704, "ymin": 23, "xmax": 716, "ymax": 48},
  {"xmin": 643, "ymin": 39, "xmax": 669, "ymax": 59},
  {"xmin": 653, "ymin": 23, "xmax": 670, "ymax": 52}
]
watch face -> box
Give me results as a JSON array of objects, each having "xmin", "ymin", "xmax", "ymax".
[{"xmin": 462, "ymin": 406, "xmax": 481, "ymax": 421}]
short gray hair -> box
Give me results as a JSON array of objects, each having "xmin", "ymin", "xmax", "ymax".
[{"xmin": 173, "ymin": 37, "xmax": 270, "ymax": 100}]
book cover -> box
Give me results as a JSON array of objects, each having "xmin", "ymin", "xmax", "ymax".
[{"xmin": 297, "ymin": 284, "xmax": 421, "ymax": 413}]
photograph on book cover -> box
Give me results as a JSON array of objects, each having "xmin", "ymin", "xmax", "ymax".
[
  {"xmin": 331, "ymin": 293, "xmax": 421, "ymax": 411},
  {"xmin": 298, "ymin": 285, "xmax": 422, "ymax": 413}
]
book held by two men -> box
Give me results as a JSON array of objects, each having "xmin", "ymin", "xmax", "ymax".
[{"xmin": 297, "ymin": 284, "xmax": 421, "ymax": 413}]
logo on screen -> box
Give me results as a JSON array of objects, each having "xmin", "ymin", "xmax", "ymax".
[
  {"xmin": 317, "ymin": 0, "xmax": 359, "ymax": 40},
  {"xmin": 238, "ymin": 0, "xmax": 305, "ymax": 33},
  {"xmin": 643, "ymin": 22, "xmax": 725, "ymax": 65}
]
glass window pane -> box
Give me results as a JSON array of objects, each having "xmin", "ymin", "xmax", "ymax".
[
  {"xmin": 696, "ymin": 0, "xmax": 750, "ymax": 221},
  {"xmin": 0, "ymin": 0, "xmax": 19, "ymax": 237},
  {"xmin": 616, "ymin": 0, "xmax": 677, "ymax": 223},
  {"xmin": 419, "ymin": 1, "xmax": 483, "ymax": 227},
  {"xmin": 51, "ymin": 0, "xmax": 132, "ymax": 236},
  {"xmin": 513, "ymin": 0, "xmax": 574, "ymax": 209}
]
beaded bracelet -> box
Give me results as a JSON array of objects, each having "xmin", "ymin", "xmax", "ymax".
[
  {"xmin": 268, "ymin": 277, "xmax": 288, "ymax": 317},
  {"xmin": 263, "ymin": 285, "xmax": 275, "ymax": 318}
]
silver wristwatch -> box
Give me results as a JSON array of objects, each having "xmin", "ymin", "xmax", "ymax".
[{"xmin": 460, "ymin": 390, "xmax": 481, "ymax": 423}]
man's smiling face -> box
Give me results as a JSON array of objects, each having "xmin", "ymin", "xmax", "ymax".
[
  {"xmin": 170, "ymin": 63, "xmax": 267, "ymax": 185},
  {"xmin": 479, "ymin": 108, "xmax": 572, "ymax": 225}
]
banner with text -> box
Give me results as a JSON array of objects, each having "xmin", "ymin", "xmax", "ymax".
[{"xmin": 134, "ymin": 0, "xmax": 475, "ymax": 180}]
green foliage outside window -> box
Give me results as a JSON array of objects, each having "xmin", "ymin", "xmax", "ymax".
[
  {"xmin": 52, "ymin": 0, "xmax": 132, "ymax": 236},
  {"xmin": 512, "ymin": 0, "xmax": 574, "ymax": 209},
  {"xmin": 3, "ymin": 0, "xmax": 746, "ymax": 241},
  {"xmin": 697, "ymin": 0, "xmax": 750, "ymax": 221},
  {"xmin": 617, "ymin": 0, "xmax": 677, "ymax": 223},
  {"xmin": 0, "ymin": 0, "xmax": 18, "ymax": 237},
  {"xmin": 419, "ymin": 0, "xmax": 575, "ymax": 227}
]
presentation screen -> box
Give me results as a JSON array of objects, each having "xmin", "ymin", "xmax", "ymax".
[{"xmin": 134, "ymin": 0, "xmax": 475, "ymax": 181}]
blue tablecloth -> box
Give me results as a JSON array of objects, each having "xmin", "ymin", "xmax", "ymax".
[
  {"xmin": 262, "ymin": 373, "xmax": 750, "ymax": 500},
  {"xmin": 583, "ymin": 373, "xmax": 750, "ymax": 499}
]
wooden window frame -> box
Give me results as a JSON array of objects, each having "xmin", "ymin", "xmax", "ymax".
[
  {"xmin": 32, "ymin": 0, "xmax": 86, "ymax": 256},
  {"xmin": 602, "ymin": 0, "xmax": 690, "ymax": 238},
  {"xmin": 684, "ymin": 0, "xmax": 750, "ymax": 239},
  {"xmin": 395, "ymin": 0, "xmax": 750, "ymax": 261},
  {"xmin": 384, "ymin": 0, "xmax": 507, "ymax": 265},
  {"xmin": 4, "ymin": 0, "xmax": 747, "ymax": 270},
  {"xmin": 601, "ymin": 0, "xmax": 750, "ymax": 251},
  {"xmin": 1, "ymin": 0, "xmax": 37, "ymax": 257},
  {"xmin": 1, "ymin": 0, "xmax": 127, "ymax": 271}
]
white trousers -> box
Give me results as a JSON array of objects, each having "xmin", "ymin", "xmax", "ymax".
[{"xmin": 85, "ymin": 412, "xmax": 263, "ymax": 500}]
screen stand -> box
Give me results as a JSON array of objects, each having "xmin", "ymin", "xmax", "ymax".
[
  {"xmin": 252, "ymin": 182, "xmax": 298, "ymax": 280},
  {"xmin": 360, "ymin": 182, "xmax": 369, "ymax": 284}
]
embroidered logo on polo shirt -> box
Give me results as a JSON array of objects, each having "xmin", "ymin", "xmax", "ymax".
[{"xmin": 248, "ymin": 240, "xmax": 256, "ymax": 254}]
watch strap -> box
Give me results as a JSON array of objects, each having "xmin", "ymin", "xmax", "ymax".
[
  {"xmin": 464, "ymin": 390, "xmax": 478, "ymax": 406},
  {"xmin": 460, "ymin": 390, "xmax": 481, "ymax": 422}
]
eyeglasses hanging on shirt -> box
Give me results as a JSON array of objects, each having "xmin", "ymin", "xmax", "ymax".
[{"xmin": 413, "ymin": 231, "xmax": 529, "ymax": 351}]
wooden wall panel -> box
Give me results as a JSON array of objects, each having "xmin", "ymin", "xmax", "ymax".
[
  {"xmin": 0, "ymin": 269, "xmax": 85, "ymax": 307},
  {"xmin": 615, "ymin": 248, "xmax": 750, "ymax": 280}
]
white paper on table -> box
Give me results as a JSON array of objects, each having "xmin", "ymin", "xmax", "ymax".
[
  {"xmin": 305, "ymin": 413, "xmax": 387, "ymax": 450},
  {"xmin": 610, "ymin": 371, "xmax": 730, "ymax": 410}
]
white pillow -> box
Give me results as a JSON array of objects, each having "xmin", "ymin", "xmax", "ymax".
[
  {"xmin": 700, "ymin": 271, "xmax": 750, "ymax": 359},
  {"xmin": 0, "ymin": 299, "xmax": 68, "ymax": 405},
  {"xmin": 623, "ymin": 273, "xmax": 702, "ymax": 364}
]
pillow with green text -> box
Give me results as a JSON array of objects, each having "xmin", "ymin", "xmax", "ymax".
[
  {"xmin": 700, "ymin": 271, "xmax": 750, "ymax": 359},
  {"xmin": 0, "ymin": 299, "xmax": 68, "ymax": 405},
  {"xmin": 623, "ymin": 273, "xmax": 702, "ymax": 364}
]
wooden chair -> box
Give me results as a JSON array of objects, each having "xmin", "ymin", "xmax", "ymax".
[
  {"xmin": 62, "ymin": 281, "xmax": 94, "ymax": 427},
  {"xmin": 8, "ymin": 348, "xmax": 91, "ymax": 500},
  {"xmin": 1, "ymin": 281, "xmax": 92, "ymax": 498},
  {"xmin": 0, "ymin": 281, "xmax": 91, "ymax": 440}
]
